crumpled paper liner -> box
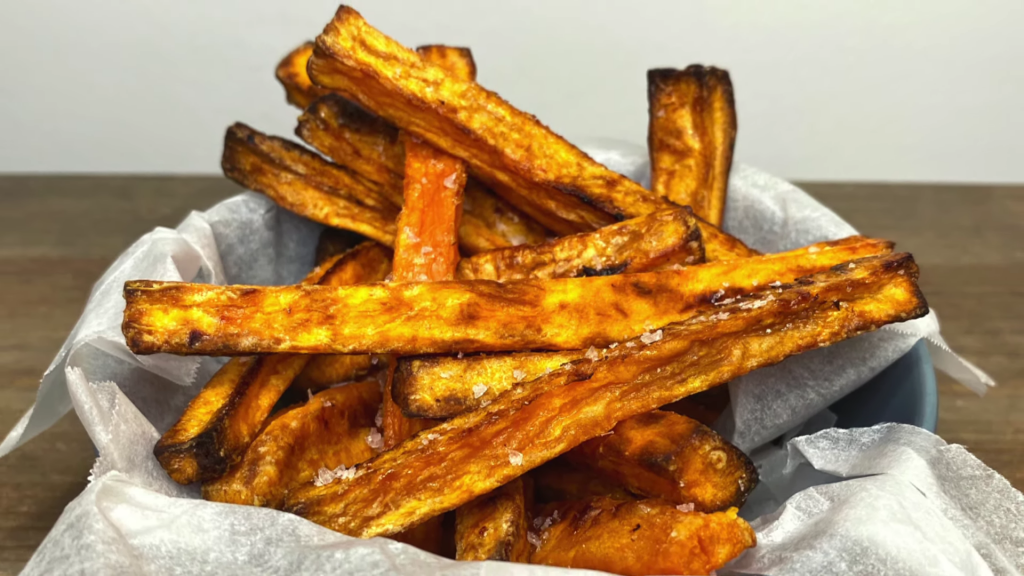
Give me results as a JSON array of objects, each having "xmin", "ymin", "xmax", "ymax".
[{"xmin": 3, "ymin": 144, "xmax": 1011, "ymax": 574}]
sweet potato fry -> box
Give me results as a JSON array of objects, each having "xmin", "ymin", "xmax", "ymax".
[
  {"xmin": 390, "ymin": 237, "xmax": 895, "ymax": 418},
  {"xmin": 530, "ymin": 459, "xmax": 634, "ymax": 504},
  {"xmin": 222, "ymin": 123, "xmax": 399, "ymax": 246},
  {"xmin": 297, "ymin": 94, "xmax": 549, "ymax": 254},
  {"xmin": 292, "ymin": 354, "xmax": 382, "ymax": 391},
  {"xmin": 566, "ymin": 410, "xmax": 757, "ymax": 512},
  {"xmin": 202, "ymin": 380, "xmax": 381, "ymax": 508},
  {"xmin": 648, "ymin": 66, "xmax": 737, "ymax": 227},
  {"xmin": 456, "ymin": 208, "xmax": 704, "ymax": 281},
  {"xmin": 382, "ymin": 44, "xmax": 472, "ymax": 451},
  {"xmin": 275, "ymin": 42, "xmax": 331, "ymax": 110},
  {"xmin": 308, "ymin": 6, "xmax": 675, "ymax": 234},
  {"xmin": 455, "ymin": 478, "xmax": 530, "ymax": 562},
  {"xmin": 530, "ymin": 498, "xmax": 754, "ymax": 576},
  {"xmin": 123, "ymin": 237, "xmax": 894, "ymax": 357},
  {"xmin": 296, "ymin": 94, "xmax": 406, "ymax": 195},
  {"xmin": 282, "ymin": 254, "xmax": 928, "ymax": 537},
  {"xmin": 152, "ymin": 242, "xmax": 390, "ymax": 484}
]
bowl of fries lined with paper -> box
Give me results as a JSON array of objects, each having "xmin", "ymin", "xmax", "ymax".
[{"xmin": 116, "ymin": 7, "xmax": 934, "ymax": 575}]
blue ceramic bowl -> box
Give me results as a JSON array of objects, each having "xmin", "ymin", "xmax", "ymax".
[{"xmin": 828, "ymin": 340, "xmax": 938, "ymax": 432}]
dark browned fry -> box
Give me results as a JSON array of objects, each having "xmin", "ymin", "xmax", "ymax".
[
  {"xmin": 455, "ymin": 478, "xmax": 530, "ymax": 562},
  {"xmin": 391, "ymin": 237, "xmax": 894, "ymax": 418},
  {"xmin": 275, "ymin": 42, "xmax": 332, "ymax": 110},
  {"xmin": 296, "ymin": 94, "xmax": 405, "ymax": 196},
  {"xmin": 456, "ymin": 208, "xmax": 704, "ymax": 281},
  {"xmin": 308, "ymin": 6, "xmax": 675, "ymax": 234},
  {"xmin": 281, "ymin": 254, "xmax": 927, "ymax": 537},
  {"xmin": 152, "ymin": 243, "xmax": 391, "ymax": 484},
  {"xmin": 648, "ymin": 66, "xmax": 737, "ymax": 227},
  {"xmin": 566, "ymin": 410, "xmax": 757, "ymax": 512},
  {"xmin": 123, "ymin": 237, "xmax": 894, "ymax": 357},
  {"xmin": 297, "ymin": 94, "xmax": 549, "ymax": 254},
  {"xmin": 530, "ymin": 498, "xmax": 754, "ymax": 576},
  {"xmin": 222, "ymin": 123, "xmax": 399, "ymax": 246},
  {"xmin": 202, "ymin": 381, "xmax": 381, "ymax": 508},
  {"xmin": 530, "ymin": 459, "xmax": 634, "ymax": 504}
]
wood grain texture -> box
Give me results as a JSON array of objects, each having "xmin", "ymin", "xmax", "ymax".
[{"xmin": 0, "ymin": 176, "xmax": 1020, "ymax": 573}]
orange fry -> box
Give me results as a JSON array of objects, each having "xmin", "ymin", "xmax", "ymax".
[
  {"xmin": 648, "ymin": 66, "xmax": 737, "ymax": 227},
  {"xmin": 202, "ymin": 381, "xmax": 381, "ymax": 508},
  {"xmin": 566, "ymin": 410, "xmax": 757, "ymax": 512},
  {"xmin": 123, "ymin": 238, "xmax": 895, "ymax": 357},
  {"xmin": 530, "ymin": 498, "xmax": 754, "ymax": 576},
  {"xmin": 383, "ymin": 45, "xmax": 473, "ymax": 450},
  {"xmin": 275, "ymin": 42, "xmax": 331, "ymax": 109}
]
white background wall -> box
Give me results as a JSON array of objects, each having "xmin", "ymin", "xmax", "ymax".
[{"xmin": 1, "ymin": 1, "xmax": 1021, "ymax": 182}]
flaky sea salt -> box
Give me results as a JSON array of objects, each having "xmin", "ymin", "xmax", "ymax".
[
  {"xmin": 584, "ymin": 346, "xmax": 600, "ymax": 361},
  {"xmin": 640, "ymin": 330, "xmax": 663, "ymax": 345},
  {"xmin": 472, "ymin": 384, "xmax": 488, "ymax": 398},
  {"xmin": 513, "ymin": 369, "xmax": 526, "ymax": 382},
  {"xmin": 366, "ymin": 428, "xmax": 383, "ymax": 450},
  {"xmin": 625, "ymin": 341, "xmax": 637, "ymax": 348},
  {"xmin": 443, "ymin": 172, "xmax": 458, "ymax": 188},
  {"xmin": 313, "ymin": 464, "xmax": 358, "ymax": 487},
  {"xmin": 676, "ymin": 503, "xmax": 695, "ymax": 513},
  {"xmin": 421, "ymin": 246, "xmax": 433, "ymax": 255},
  {"xmin": 307, "ymin": 389, "xmax": 314, "ymax": 402},
  {"xmin": 420, "ymin": 433, "xmax": 441, "ymax": 446},
  {"xmin": 769, "ymin": 281, "xmax": 782, "ymax": 287},
  {"xmin": 322, "ymin": 399, "xmax": 333, "ymax": 407},
  {"xmin": 849, "ymin": 262, "xmax": 856, "ymax": 268},
  {"xmin": 374, "ymin": 407, "xmax": 383, "ymax": 428},
  {"xmin": 609, "ymin": 342, "xmax": 619, "ymax": 349},
  {"xmin": 527, "ymin": 531, "xmax": 542, "ymax": 548},
  {"xmin": 508, "ymin": 449, "xmax": 524, "ymax": 466}
]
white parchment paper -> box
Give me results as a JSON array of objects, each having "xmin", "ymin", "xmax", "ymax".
[{"xmin": 3, "ymin": 144, "xmax": 1015, "ymax": 575}]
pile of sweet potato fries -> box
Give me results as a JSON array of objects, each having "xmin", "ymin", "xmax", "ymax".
[{"xmin": 121, "ymin": 6, "xmax": 928, "ymax": 575}]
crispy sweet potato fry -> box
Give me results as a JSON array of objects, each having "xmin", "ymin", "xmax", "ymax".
[
  {"xmin": 391, "ymin": 237, "xmax": 894, "ymax": 417},
  {"xmin": 152, "ymin": 242, "xmax": 390, "ymax": 484},
  {"xmin": 456, "ymin": 208, "xmax": 704, "ymax": 281},
  {"xmin": 530, "ymin": 498, "xmax": 754, "ymax": 576},
  {"xmin": 222, "ymin": 123, "xmax": 399, "ymax": 246},
  {"xmin": 530, "ymin": 459, "xmax": 634, "ymax": 504},
  {"xmin": 455, "ymin": 478, "xmax": 530, "ymax": 562},
  {"xmin": 297, "ymin": 94, "xmax": 405, "ymax": 194},
  {"xmin": 648, "ymin": 66, "xmax": 737, "ymax": 227},
  {"xmin": 566, "ymin": 410, "xmax": 757, "ymax": 512},
  {"xmin": 202, "ymin": 381, "xmax": 381, "ymax": 508},
  {"xmin": 292, "ymin": 354, "xmax": 382, "ymax": 391},
  {"xmin": 297, "ymin": 94, "xmax": 549, "ymax": 254},
  {"xmin": 308, "ymin": 6, "xmax": 675, "ymax": 234},
  {"xmin": 123, "ymin": 237, "xmax": 895, "ymax": 357},
  {"xmin": 282, "ymin": 254, "xmax": 927, "ymax": 537},
  {"xmin": 276, "ymin": 42, "xmax": 331, "ymax": 110}
]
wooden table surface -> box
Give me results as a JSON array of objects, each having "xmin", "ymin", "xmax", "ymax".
[{"xmin": 0, "ymin": 176, "xmax": 1020, "ymax": 574}]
